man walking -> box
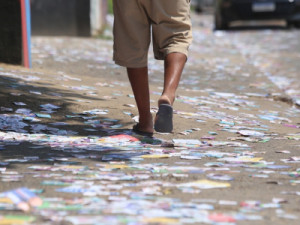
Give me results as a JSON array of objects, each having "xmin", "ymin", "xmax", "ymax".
[{"xmin": 113, "ymin": 0, "xmax": 193, "ymax": 136}]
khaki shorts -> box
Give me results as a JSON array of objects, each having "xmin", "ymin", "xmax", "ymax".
[{"xmin": 113, "ymin": 0, "xmax": 193, "ymax": 68}]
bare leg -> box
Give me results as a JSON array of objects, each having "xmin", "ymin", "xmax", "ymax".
[
  {"xmin": 159, "ymin": 52, "xmax": 187, "ymax": 106},
  {"xmin": 127, "ymin": 67, "xmax": 154, "ymax": 133},
  {"xmin": 154, "ymin": 53, "xmax": 187, "ymax": 133}
]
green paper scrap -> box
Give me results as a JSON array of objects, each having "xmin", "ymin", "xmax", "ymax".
[
  {"xmin": 41, "ymin": 181, "xmax": 71, "ymax": 186},
  {"xmin": 35, "ymin": 113, "xmax": 52, "ymax": 118},
  {"xmin": 38, "ymin": 201, "xmax": 82, "ymax": 211}
]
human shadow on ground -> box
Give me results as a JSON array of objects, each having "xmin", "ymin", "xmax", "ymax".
[
  {"xmin": 0, "ymin": 69, "xmax": 162, "ymax": 169},
  {"xmin": 0, "ymin": 69, "xmax": 134, "ymax": 135}
]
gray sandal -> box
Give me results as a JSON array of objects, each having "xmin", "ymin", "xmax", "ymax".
[{"xmin": 154, "ymin": 104, "xmax": 173, "ymax": 133}]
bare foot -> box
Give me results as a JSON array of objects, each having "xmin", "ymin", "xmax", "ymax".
[{"xmin": 137, "ymin": 113, "xmax": 154, "ymax": 133}]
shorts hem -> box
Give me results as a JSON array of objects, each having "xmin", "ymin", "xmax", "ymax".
[
  {"xmin": 155, "ymin": 47, "xmax": 189, "ymax": 60},
  {"xmin": 114, "ymin": 59, "xmax": 148, "ymax": 68}
]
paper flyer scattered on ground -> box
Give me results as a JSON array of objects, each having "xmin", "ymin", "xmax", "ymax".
[
  {"xmin": 173, "ymin": 139, "xmax": 202, "ymax": 146},
  {"xmin": 141, "ymin": 154, "xmax": 170, "ymax": 159},
  {"xmin": 0, "ymin": 13, "xmax": 299, "ymax": 225},
  {"xmin": 178, "ymin": 180, "xmax": 231, "ymax": 189}
]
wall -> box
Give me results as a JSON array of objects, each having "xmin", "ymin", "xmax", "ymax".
[
  {"xmin": 0, "ymin": 1, "xmax": 22, "ymax": 65},
  {"xmin": 31, "ymin": 0, "xmax": 107, "ymax": 37},
  {"xmin": 31, "ymin": 0, "xmax": 91, "ymax": 37}
]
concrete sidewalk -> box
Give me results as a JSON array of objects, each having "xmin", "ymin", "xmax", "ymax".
[{"xmin": 0, "ymin": 14, "xmax": 299, "ymax": 225}]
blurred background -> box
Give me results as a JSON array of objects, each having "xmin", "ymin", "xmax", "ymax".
[
  {"xmin": 29, "ymin": 0, "xmax": 300, "ymax": 37},
  {"xmin": 1, "ymin": 0, "xmax": 300, "ymax": 67}
]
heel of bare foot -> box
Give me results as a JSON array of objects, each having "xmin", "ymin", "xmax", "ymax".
[{"xmin": 158, "ymin": 95, "xmax": 174, "ymax": 106}]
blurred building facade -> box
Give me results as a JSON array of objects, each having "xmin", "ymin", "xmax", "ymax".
[
  {"xmin": 192, "ymin": 0, "xmax": 214, "ymax": 12},
  {"xmin": 0, "ymin": 1, "xmax": 22, "ymax": 64},
  {"xmin": 0, "ymin": 0, "xmax": 32, "ymax": 67},
  {"xmin": 31, "ymin": 0, "xmax": 107, "ymax": 37}
]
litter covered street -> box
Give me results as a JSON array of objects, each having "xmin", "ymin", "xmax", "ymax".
[{"xmin": 0, "ymin": 14, "xmax": 300, "ymax": 224}]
